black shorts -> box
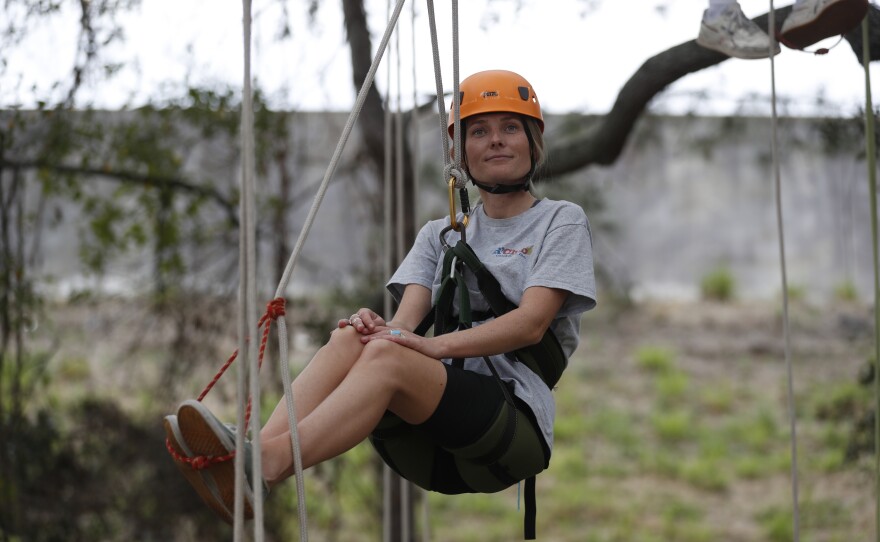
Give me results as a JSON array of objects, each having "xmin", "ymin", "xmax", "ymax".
[
  {"xmin": 370, "ymin": 361, "xmax": 551, "ymax": 495},
  {"xmin": 419, "ymin": 363, "xmax": 549, "ymax": 457}
]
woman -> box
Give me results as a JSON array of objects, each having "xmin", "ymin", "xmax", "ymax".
[{"xmin": 165, "ymin": 70, "xmax": 597, "ymax": 527}]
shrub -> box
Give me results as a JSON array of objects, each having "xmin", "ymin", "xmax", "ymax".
[
  {"xmin": 700, "ymin": 267, "xmax": 735, "ymax": 301},
  {"xmin": 635, "ymin": 346, "xmax": 676, "ymax": 373}
]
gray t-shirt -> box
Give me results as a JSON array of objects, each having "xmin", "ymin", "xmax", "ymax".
[{"xmin": 387, "ymin": 198, "xmax": 596, "ymax": 452}]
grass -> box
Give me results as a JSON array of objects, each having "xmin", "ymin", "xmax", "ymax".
[
  {"xmin": 423, "ymin": 302, "xmax": 875, "ymax": 541},
  {"xmin": 34, "ymin": 299, "xmax": 877, "ymax": 541}
]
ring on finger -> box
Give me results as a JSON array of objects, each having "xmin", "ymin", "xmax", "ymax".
[{"xmin": 389, "ymin": 329, "xmax": 404, "ymax": 338}]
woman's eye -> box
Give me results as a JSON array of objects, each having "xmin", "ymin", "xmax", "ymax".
[
  {"xmin": 470, "ymin": 128, "xmax": 485, "ymax": 137},
  {"xmin": 505, "ymin": 124, "xmax": 519, "ymax": 132}
]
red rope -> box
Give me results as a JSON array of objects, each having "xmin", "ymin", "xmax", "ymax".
[
  {"xmin": 776, "ymin": 31, "xmax": 839, "ymax": 56},
  {"xmin": 169, "ymin": 297, "xmax": 287, "ymax": 468}
]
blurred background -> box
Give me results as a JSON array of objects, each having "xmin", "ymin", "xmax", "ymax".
[{"xmin": 1, "ymin": 1, "xmax": 879, "ymax": 540}]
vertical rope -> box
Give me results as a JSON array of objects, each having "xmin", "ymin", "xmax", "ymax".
[
  {"xmin": 861, "ymin": 13, "xmax": 880, "ymax": 542},
  {"xmin": 411, "ymin": 0, "xmax": 421, "ymax": 236},
  {"xmin": 382, "ymin": 3, "xmax": 394, "ymax": 541},
  {"xmin": 411, "ymin": 7, "xmax": 428, "ymax": 538},
  {"xmin": 237, "ymin": 0, "xmax": 263, "ymax": 540},
  {"xmin": 395, "ymin": 20, "xmax": 406, "ymax": 269},
  {"xmin": 768, "ymin": 3, "xmax": 800, "ymax": 541},
  {"xmin": 450, "ymin": 0, "xmax": 464, "ymax": 189},
  {"xmin": 425, "ymin": 0, "xmax": 449, "ymax": 170},
  {"xmin": 392, "ymin": 15, "xmax": 413, "ymax": 542}
]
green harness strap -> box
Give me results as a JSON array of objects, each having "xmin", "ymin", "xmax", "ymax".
[
  {"xmin": 413, "ymin": 239, "xmax": 567, "ymax": 539},
  {"xmin": 417, "ymin": 240, "xmax": 567, "ymax": 389}
]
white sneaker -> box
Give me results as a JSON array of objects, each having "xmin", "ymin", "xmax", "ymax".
[
  {"xmin": 697, "ymin": 5, "xmax": 780, "ymax": 59},
  {"xmin": 780, "ymin": 0, "xmax": 868, "ymax": 50}
]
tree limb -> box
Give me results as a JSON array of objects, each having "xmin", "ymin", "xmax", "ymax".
[
  {"xmin": 1, "ymin": 159, "xmax": 238, "ymax": 225},
  {"xmin": 545, "ymin": 4, "xmax": 879, "ymax": 177}
]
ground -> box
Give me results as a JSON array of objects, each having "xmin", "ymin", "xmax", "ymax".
[{"xmin": 34, "ymin": 297, "xmax": 880, "ymax": 541}]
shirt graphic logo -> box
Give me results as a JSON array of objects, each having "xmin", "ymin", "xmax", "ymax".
[{"xmin": 493, "ymin": 245, "xmax": 533, "ymax": 258}]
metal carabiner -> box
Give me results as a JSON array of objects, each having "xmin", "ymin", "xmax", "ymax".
[
  {"xmin": 439, "ymin": 224, "xmax": 455, "ymax": 250},
  {"xmin": 448, "ymin": 177, "xmax": 470, "ymax": 233}
]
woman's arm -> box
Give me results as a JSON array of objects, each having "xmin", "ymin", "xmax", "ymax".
[
  {"xmin": 386, "ymin": 284, "xmax": 433, "ymax": 332},
  {"xmin": 429, "ymin": 285, "xmax": 567, "ymax": 359},
  {"xmin": 367, "ymin": 284, "xmax": 568, "ymax": 361}
]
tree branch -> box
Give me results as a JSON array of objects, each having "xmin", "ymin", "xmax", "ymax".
[
  {"xmin": 1, "ymin": 159, "xmax": 238, "ymax": 225},
  {"xmin": 545, "ymin": 4, "xmax": 879, "ymax": 177}
]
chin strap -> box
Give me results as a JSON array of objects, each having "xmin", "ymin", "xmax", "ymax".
[{"xmin": 471, "ymin": 178, "xmax": 530, "ymax": 194}]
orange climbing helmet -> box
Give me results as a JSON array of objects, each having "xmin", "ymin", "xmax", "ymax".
[{"xmin": 447, "ymin": 70, "xmax": 544, "ymax": 136}]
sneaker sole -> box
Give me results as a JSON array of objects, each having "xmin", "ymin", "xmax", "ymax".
[
  {"xmin": 696, "ymin": 36, "xmax": 779, "ymax": 59},
  {"xmin": 781, "ymin": 0, "xmax": 868, "ymax": 49},
  {"xmin": 696, "ymin": 25, "xmax": 780, "ymax": 59},
  {"xmin": 164, "ymin": 415, "xmax": 234, "ymax": 524},
  {"xmin": 177, "ymin": 400, "xmax": 255, "ymax": 521}
]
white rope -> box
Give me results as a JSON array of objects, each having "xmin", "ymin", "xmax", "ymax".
[
  {"xmin": 412, "ymin": 1, "xmax": 421, "ymax": 237},
  {"xmin": 236, "ymin": 1, "xmax": 264, "ymax": 541},
  {"xmin": 425, "ymin": 0, "xmax": 449, "ymax": 170},
  {"xmin": 768, "ymin": 3, "xmax": 801, "ymax": 541},
  {"xmin": 270, "ymin": 2, "xmax": 410, "ymax": 541},
  {"xmin": 858, "ymin": 13, "xmax": 880, "ymax": 541},
  {"xmin": 411, "ymin": 7, "xmax": 429, "ymax": 537},
  {"xmin": 450, "ymin": 0, "xmax": 466, "ymax": 189},
  {"xmin": 382, "ymin": 3, "xmax": 394, "ymax": 540},
  {"xmin": 391, "ymin": 14, "xmax": 414, "ymax": 541},
  {"xmin": 395, "ymin": 22, "xmax": 406, "ymax": 272}
]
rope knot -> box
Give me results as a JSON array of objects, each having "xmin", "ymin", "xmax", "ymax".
[
  {"xmin": 444, "ymin": 164, "xmax": 469, "ymax": 190},
  {"xmin": 190, "ymin": 455, "xmax": 212, "ymax": 470},
  {"xmin": 265, "ymin": 297, "xmax": 286, "ymax": 321}
]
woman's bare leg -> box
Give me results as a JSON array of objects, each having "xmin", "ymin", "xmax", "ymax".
[
  {"xmin": 261, "ymin": 339, "xmax": 447, "ymax": 484},
  {"xmin": 260, "ymin": 326, "xmax": 365, "ymax": 440}
]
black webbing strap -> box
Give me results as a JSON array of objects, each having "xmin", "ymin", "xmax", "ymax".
[
  {"xmin": 445, "ymin": 240, "xmax": 567, "ymax": 389},
  {"xmin": 524, "ymin": 476, "xmax": 537, "ymax": 539}
]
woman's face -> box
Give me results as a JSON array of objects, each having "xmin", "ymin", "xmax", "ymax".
[{"xmin": 463, "ymin": 112, "xmax": 531, "ymax": 186}]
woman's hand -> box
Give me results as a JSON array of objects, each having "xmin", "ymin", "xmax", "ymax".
[
  {"xmin": 361, "ymin": 328, "xmax": 441, "ymax": 359},
  {"xmin": 338, "ymin": 308, "xmax": 386, "ymax": 334}
]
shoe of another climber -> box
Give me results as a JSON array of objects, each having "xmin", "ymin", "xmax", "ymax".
[
  {"xmin": 697, "ymin": 4, "xmax": 781, "ymax": 59},
  {"xmin": 780, "ymin": 0, "xmax": 868, "ymax": 50}
]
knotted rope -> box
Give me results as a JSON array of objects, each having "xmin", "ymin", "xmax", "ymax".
[{"xmin": 164, "ymin": 298, "xmax": 286, "ymax": 471}]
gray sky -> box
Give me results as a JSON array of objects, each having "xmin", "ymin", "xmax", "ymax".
[{"xmin": 3, "ymin": 0, "xmax": 876, "ymax": 117}]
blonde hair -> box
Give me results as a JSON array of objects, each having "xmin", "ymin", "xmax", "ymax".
[{"xmin": 524, "ymin": 117, "xmax": 545, "ymax": 170}]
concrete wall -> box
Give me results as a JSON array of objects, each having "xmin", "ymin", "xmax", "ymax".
[
  {"xmin": 18, "ymin": 111, "xmax": 875, "ymax": 304},
  {"xmin": 557, "ymin": 114, "xmax": 872, "ymax": 303}
]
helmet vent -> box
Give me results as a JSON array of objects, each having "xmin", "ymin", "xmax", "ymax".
[{"xmin": 518, "ymin": 86, "xmax": 529, "ymax": 101}]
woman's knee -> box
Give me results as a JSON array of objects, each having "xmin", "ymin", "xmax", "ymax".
[
  {"xmin": 326, "ymin": 325, "xmax": 365, "ymax": 352},
  {"xmin": 352, "ymin": 340, "xmax": 412, "ymax": 380}
]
